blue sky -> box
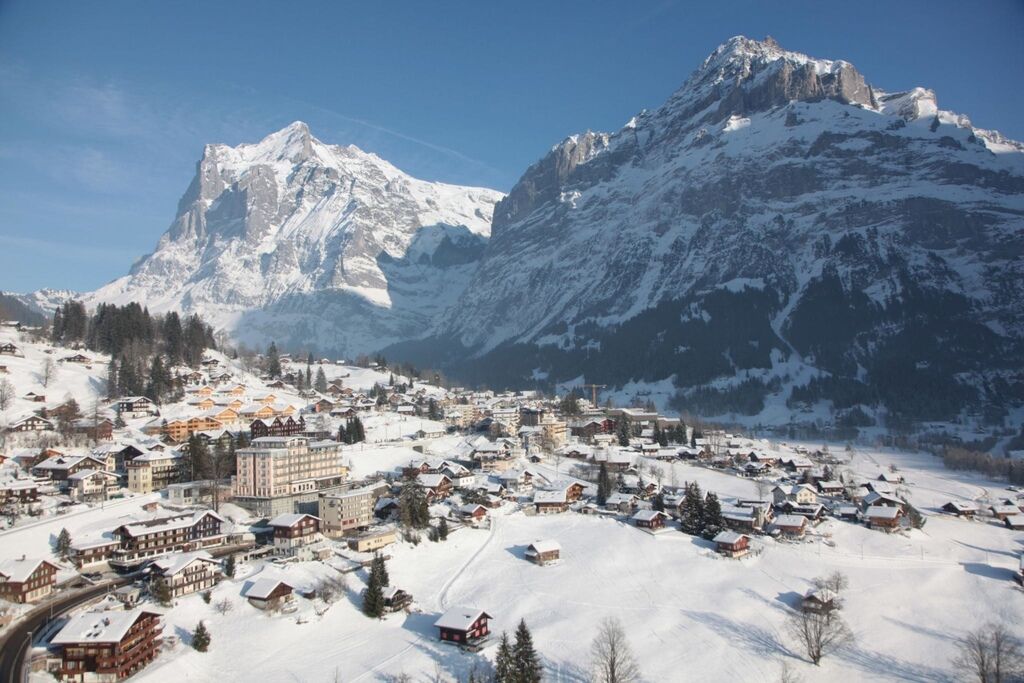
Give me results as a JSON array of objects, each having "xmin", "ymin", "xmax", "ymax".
[{"xmin": 1, "ymin": 0, "xmax": 1022, "ymax": 293}]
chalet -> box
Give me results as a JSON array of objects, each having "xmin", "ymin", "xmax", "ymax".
[
  {"xmin": 74, "ymin": 417, "xmax": 115, "ymax": 441},
  {"xmin": 0, "ymin": 480, "xmax": 40, "ymax": 506},
  {"xmin": 434, "ymin": 606, "xmax": 492, "ymax": 646},
  {"xmin": 68, "ymin": 469, "xmax": 120, "ymax": 501},
  {"xmin": 0, "ymin": 557, "xmax": 59, "ymax": 603},
  {"xmin": 877, "ymin": 472, "xmax": 904, "ymax": 484},
  {"xmin": 0, "ymin": 364, "xmax": 7, "ymax": 373},
  {"xmin": 1004, "ymin": 515, "xmax": 1024, "ymax": 531},
  {"xmin": 381, "ymin": 586, "xmax": 413, "ymax": 612},
  {"xmin": 60, "ymin": 353, "xmax": 92, "ymax": 364},
  {"xmin": 267, "ymin": 513, "xmax": 327, "ymax": 560},
  {"xmin": 8, "ymin": 414, "xmax": 54, "ymax": 433},
  {"xmin": 990, "ymin": 504, "xmax": 1020, "ymax": 521},
  {"xmin": 533, "ymin": 490, "xmax": 569, "ymax": 514},
  {"xmin": 458, "ymin": 504, "xmax": 488, "ymax": 523},
  {"xmin": 439, "ymin": 462, "xmax": 475, "ymax": 488},
  {"xmin": 865, "ymin": 505, "xmax": 904, "ymax": 531},
  {"xmin": 24, "ymin": 391, "xmax": 46, "ymax": 402},
  {"xmin": 33, "ymin": 455, "xmax": 107, "ymax": 487},
  {"xmin": 149, "ymin": 551, "xmax": 222, "ymax": 598},
  {"xmin": 243, "ymin": 578, "xmax": 294, "ymax": 610},
  {"xmin": 741, "ymin": 462, "xmax": 771, "ymax": 478},
  {"xmin": 605, "ymin": 492, "xmax": 640, "ymax": 513},
  {"xmin": 116, "ymin": 396, "xmax": 159, "ymax": 418},
  {"xmin": 0, "ymin": 342, "xmax": 21, "ymax": 356},
  {"xmin": 779, "ymin": 456, "xmax": 814, "ymax": 473},
  {"xmin": 713, "ymin": 531, "xmax": 751, "ymax": 558},
  {"xmin": 51, "ymin": 608, "xmax": 162, "ymax": 682},
  {"xmin": 772, "ymin": 484, "xmax": 818, "ymax": 506},
  {"xmin": 748, "ymin": 452, "xmax": 779, "ymax": 466},
  {"xmin": 106, "ymin": 510, "xmax": 226, "ymax": 567},
  {"xmin": 543, "ymin": 480, "xmax": 585, "ymax": 502},
  {"xmin": 801, "ymin": 589, "xmax": 839, "ymax": 614},
  {"xmin": 816, "ymin": 480, "xmax": 845, "ymax": 496},
  {"xmin": 941, "ymin": 501, "xmax": 979, "ymax": 518},
  {"xmin": 69, "ymin": 539, "xmax": 121, "ymax": 569},
  {"xmin": 524, "ymin": 540, "xmax": 561, "ymax": 565},
  {"xmin": 770, "ymin": 514, "xmax": 808, "ymax": 539},
  {"xmin": 250, "ymin": 415, "xmax": 305, "ymax": 438},
  {"xmin": 632, "ymin": 509, "xmax": 670, "ymax": 530},
  {"xmin": 416, "ymin": 473, "xmax": 453, "ymax": 500},
  {"xmin": 775, "ymin": 500, "xmax": 826, "ymax": 521},
  {"xmin": 722, "ymin": 501, "xmax": 773, "ymax": 533}
]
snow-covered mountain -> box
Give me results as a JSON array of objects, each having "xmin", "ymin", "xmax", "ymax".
[
  {"xmin": 392, "ymin": 36, "xmax": 1024, "ymax": 425},
  {"xmin": 89, "ymin": 122, "xmax": 503, "ymax": 355}
]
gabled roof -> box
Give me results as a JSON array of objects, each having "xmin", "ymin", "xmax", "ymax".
[
  {"xmin": 533, "ymin": 490, "xmax": 568, "ymax": 505},
  {"xmin": 712, "ymin": 531, "xmax": 748, "ymax": 545},
  {"xmin": 434, "ymin": 606, "xmax": 491, "ymax": 631},
  {"xmin": 865, "ymin": 505, "xmax": 902, "ymax": 520},
  {"xmin": 0, "ymin": 557, "xmax": 58, "ymax": 583},
  {"xmin": 243, "ymin": 577, "xmax": 293, "ymax": 600},
  {"xmin": 527, "ymin": 540, "xmax": 561, "ymax": 554},
  {"xmin": 150, "ymin": 551, "xmax": 218, "ymax": 577},
  {"xmin": 267, "ymin": 513, "xmax": 319, "ymax": 528},
  {"xmin": 632, "ymin": 509, "xmax": 669, "ymax": 522}
]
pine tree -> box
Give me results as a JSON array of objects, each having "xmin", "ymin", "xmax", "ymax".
[
  {"xmin": 701, "ymin": 492, "xmax": 724, "ymax": 540},
  {"xmin": 617, "ymin": 418, "xmax": 631, "ymax": 447},
  {"xmin": 191, "ymin": 621, "xmax": 211, "ymax": 652},
  {"xmin": 337, "ymin": 424, "xmax": 348, "ymax": 444},
  {"xmin": 151, "ymin": 576, "xmax": 172, "ymax": 607},
  {"xmin": 679, "ymin": 482, "xmax": 705, "ymax": 536},
  {"xmin": 315, "ymin": 368, "xmax": 328, "ymax": 393},
  {"xmin": 494, "ymin": 633, "xmax": 516, "ymax": 683},
  {"xmin": 513, "ymin": 619, "xmax": 543, "ymax": 683},
  {"xmin": 437, "ymin": 517, "xmax": 448, "ymax": 541},
  {"xmin": 371, "ymin": 553, "xmax": 389, "ymax": 588},
  {"xmin": 652, "ymin": 493, "xmax": 666, "ymax": 512},
  {"xmin": 55, "ymin": 528, "xmax": 72, "ymax": 558},
  {"xmin": 596, "ymin": 463, "xmax": 611, "ymax": 506},
  {"xmin": 362, "ymin": 556, "xmax": 386, "ymax": 618},
  {"xmin": 266, "ymin": 342, "xmax": 281, "ymax": 378},
  {"xmin": 223, "ymin": 554, "xmax": 236, "ymax": 579}
]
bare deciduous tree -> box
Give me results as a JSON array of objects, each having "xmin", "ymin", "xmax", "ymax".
[
  {"xmin": 811, "ymin": 571, "xmax": 849, "ymax": 601},
  {"xmin": 214, "ymin": 598, "xmax": 234, "ymax": 615},
  {"xmin": 953, "ymin": 621, "xmax": 1024, "ymax": 683},
  {"xmin": 41, "ymin": 357, "xmax": 55, "ymax": 388},
  {"xmin": 0, "ymin": 378, "xmax": 14, "ymax": 411},
  {"xmin": 754, "ymin": 478, "xmax": 772, "ymax": 501},
  {"xmin": 591, "ymin": 616, "xmax": 642, "ymax": 683},
  {"xmin": 787, "ymin": 608, "xmax": 852, "ymax": 665}
]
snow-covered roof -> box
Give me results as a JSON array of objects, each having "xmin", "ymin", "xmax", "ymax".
[
  {"xmin": 0, "ymin": 557, "xmax": 57, "ymax": 583},
  {"xmin": 150, "ymin": 551, "xmax": 218, "ymax": 577},
  {"xmin": 51, "ymin": 608, "xmax": 160, "ymax": 645},
  {"xmin": 268, "ymin": 513, "xmax": 318, "ymax": 528},
  {"xmin": 533, "ymin": 490, "xmax": 568, "ymax": 504},
  {"xmin": 118, "ymin": 510, "xmax": 225, "ymax": 538},
  {"xmin": 434, "ymin": 606, "xmax": 491, "ymax": 631},
  {"xmin": 712, "ymin": 531, "xmax": 748, "ymax": 545},
  {"xmin": 865, "ymin": 505, "xmax": 902, "ymax": 520},
  {"xmin": 416, "ymin": 473, "xmax": 450, "ymax": 488},
  {"xmin": 772, "ymin": 515, "xmax": 807, "ymax": 528},
  {"xmin": 632, "ymin": 509, "xmax": 668, "ymax": 522},
  {"xmin": 243, "ymin": 577, "xmax": 293, "ymax": 600},
  {"xmin": 527, "ymin": 540, "xmax": 561, "ymax": 554}
]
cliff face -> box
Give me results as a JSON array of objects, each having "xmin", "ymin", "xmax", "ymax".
[
  {"xmin": 394, "ymin": 36, "xmax": 1024, "ymax": 425},
  {"xmin": 89, "ymin": 122, "xmax": 503, "ymax": 355}
]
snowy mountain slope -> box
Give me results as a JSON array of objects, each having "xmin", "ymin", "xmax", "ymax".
[
  {"xmin": 392, "ymin": 36, "xmax": 1024, "ymax": 425},
  {"xmin": 88, "ymin": 122, "xmax": 503, "ymax": 355}
]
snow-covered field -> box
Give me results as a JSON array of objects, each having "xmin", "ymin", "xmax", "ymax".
[{"xmin": 46, "ymin": 441, "xmax": 1016, "ymax": 683}]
